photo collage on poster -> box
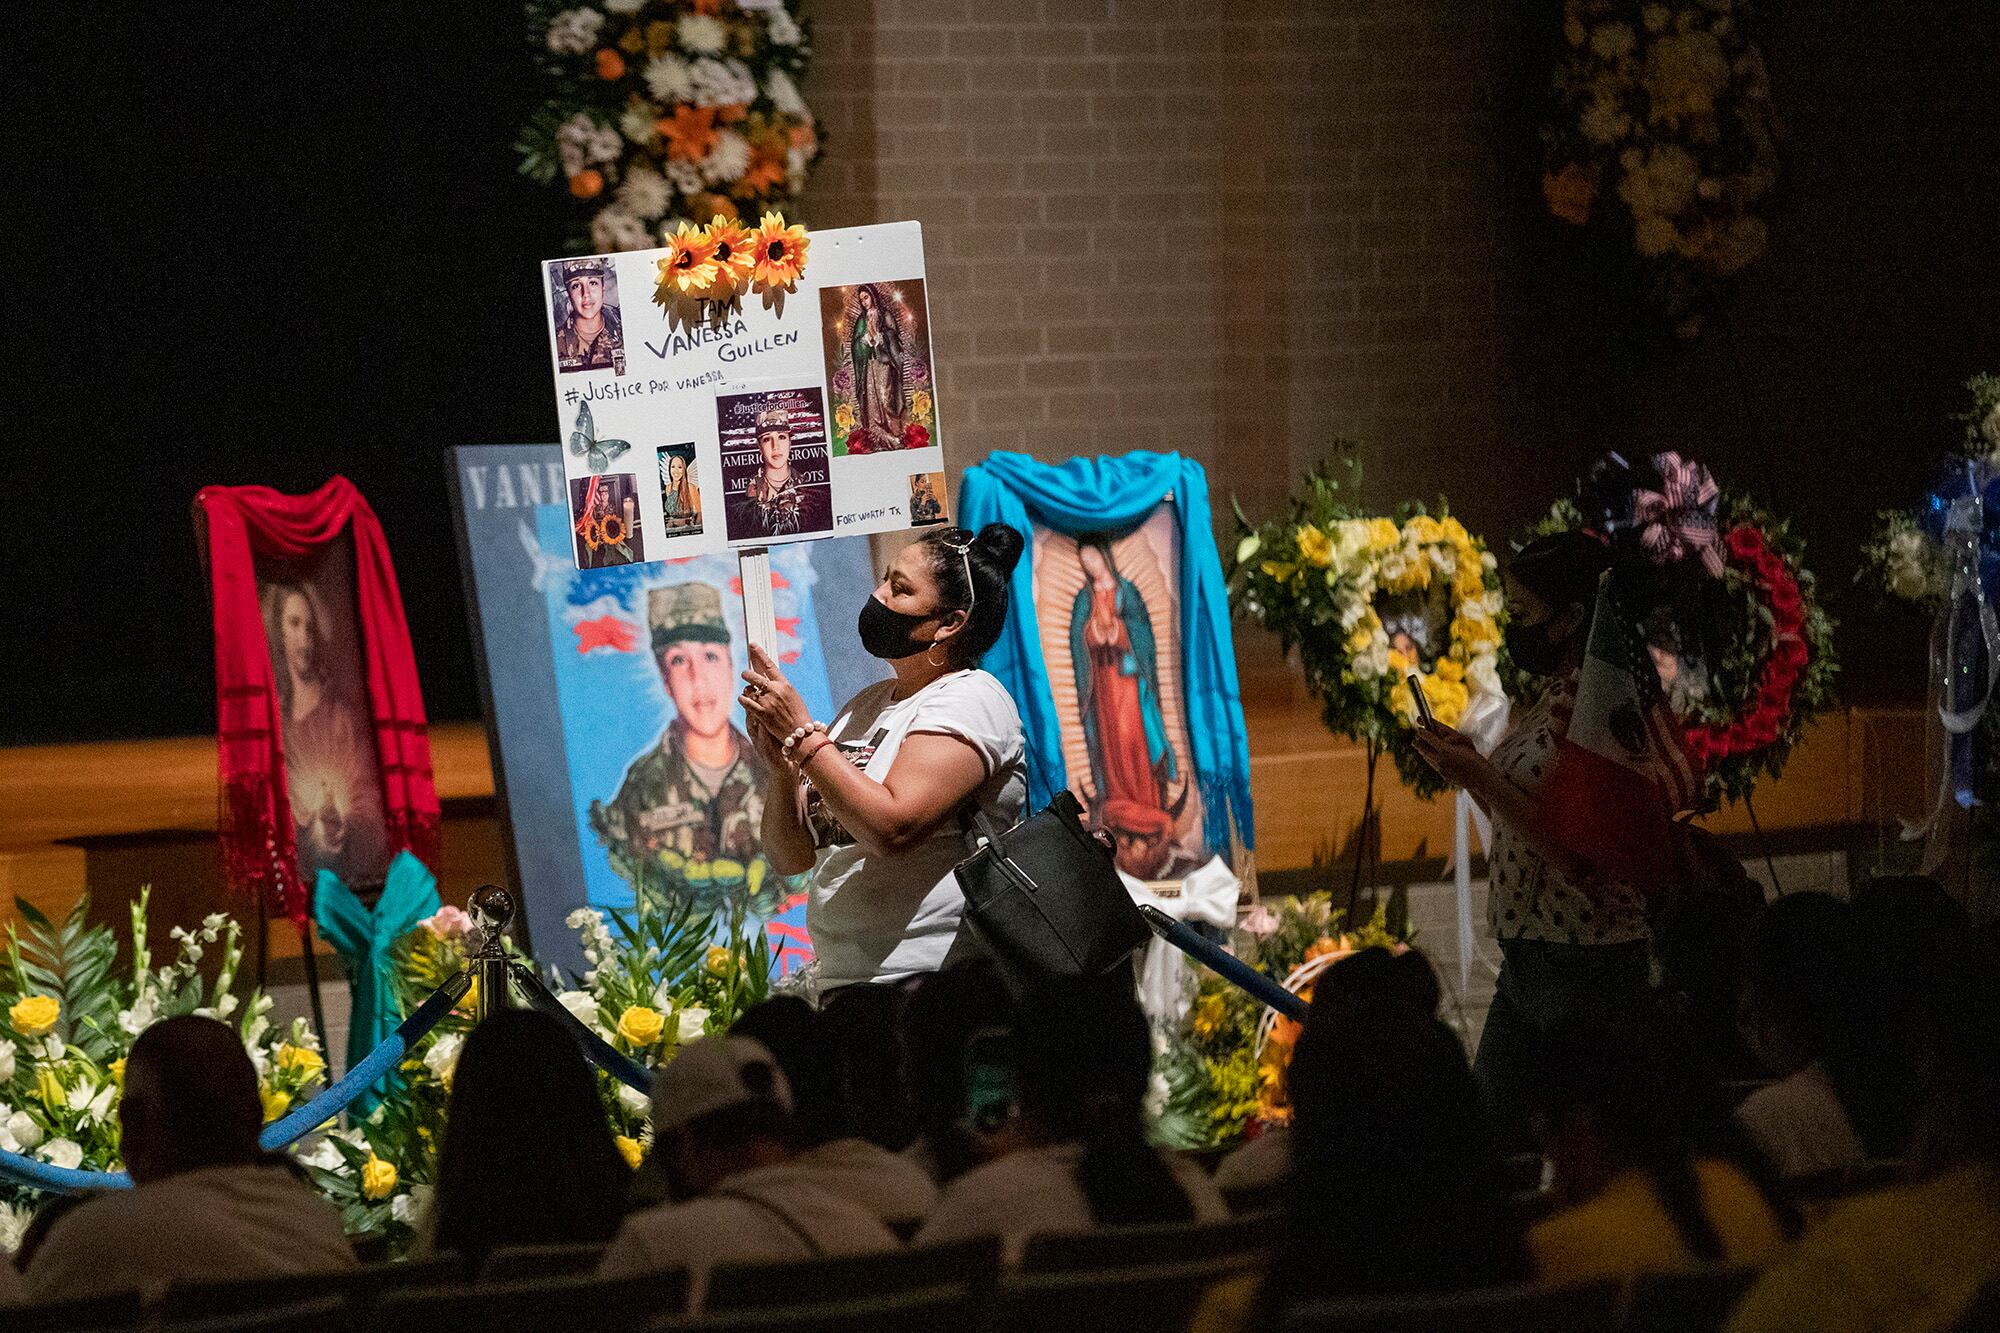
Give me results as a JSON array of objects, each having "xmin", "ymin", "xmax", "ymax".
[{"xmin": 540, "ymin": 222, "xmax": 952, "ymax": 572}]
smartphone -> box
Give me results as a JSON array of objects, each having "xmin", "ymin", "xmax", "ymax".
[
  {"xmin": 963, "ymin": 1027, "xmax": 1017, "ymax": 1133},
  {"xmin": 1407, "ymin": 673, "xmax": 1435, "ymax": 728}
]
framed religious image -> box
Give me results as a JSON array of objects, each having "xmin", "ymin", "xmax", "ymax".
[
  {"xmin": 569, "ymin": 472, "xmax": 645, "ymax": 569},
  {"xmin": 448, "ymin": 444, "xmax": 887, "ymax": 977},
  {"xmin": 1031, "ymin": 506, "xmax": 1208, "ymax": 881},
  {"xmin": 907, "ymin": 471, "xmax": 949, "ymax": 527},
  {"xmin": 254, "ymin": 535, "xmax": 393, "ymax": 891},
  {"xmin": 657, "ymin": 443, "xmax": 704, "ymax": 537},
  {"xmin": 548, "ymin": 255, "xmax": 626, "ymax": 375},
  {"xmin": 820, "ymin": 278, "xmax": 938, "ymax": 457},
  {"xmin": 718, "ymin": 385, "xmax": 833, "ymax": 543}
]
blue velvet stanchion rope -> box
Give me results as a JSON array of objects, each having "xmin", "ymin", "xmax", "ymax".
[
  {"xmin": 0, "ymin": 970, "xmax": 471, "ymax": 1195},
  {"xmin": 511, "ymin": 963, "xmax": 655, "ymax": 1096},
  {"xmin": 1137, "ymin": 904, "xmax": 1307, "ymax": 1021}
]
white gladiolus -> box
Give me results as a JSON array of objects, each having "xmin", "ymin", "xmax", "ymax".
[
  {"xmin": 617, "ymin": 1083, "xmax": 651, "ymax": 1118},
  {"xmin": 298, "ymin": 1139, "xmax": 346, "ymax": 1173},
  {"xmin": 557, "ymin": 990, "xmax": 605, "ymax": 1035}
]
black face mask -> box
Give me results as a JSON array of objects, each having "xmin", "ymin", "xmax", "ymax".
[
  {"xmin": 1504, "ymin": 617, "xmax": 1571, "ymax": 677},
  {"xmin": 858, "ymin": 595, "xmax": 936, "ymax": 660}
]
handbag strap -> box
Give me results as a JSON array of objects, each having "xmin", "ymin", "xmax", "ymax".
[{"xmin": 969, "ymin": 809, "xmax": 1041, "ymax": 897}]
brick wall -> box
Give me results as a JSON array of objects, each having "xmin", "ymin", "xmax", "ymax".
[{"xmin": 801, "ymin": 0, "xmax": 2000, "ymax": 702}]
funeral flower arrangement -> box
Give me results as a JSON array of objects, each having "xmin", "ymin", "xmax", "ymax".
[
  {"xmin": 1528, "ymin": 452, "xmax": 1837, "ymax": 805},
  {"xmin": 0, "ymin": 893, "xmax": 324, "ymax": 1204},
  {"xmin": 518, "ymin": 0, "xmax": 820, "ymax": 254},
  {"xmin": 303, "ymin": 889, "xmax": 773, "ymax": 1249},
  {"xmin": 1861, "ymin": 374, "xmax": 2000, "ymax": 610},
  {"xmin": 1152, "ymin": 892, "xmax": 1407, "ymax": 1151},
  {"xmin": 1541, "ymin": 0, "xmax": 1780, "ymax": 339},
  {"xmin": 1229, "ymin": 452, "xmax": 1507, "ymax": 799}
]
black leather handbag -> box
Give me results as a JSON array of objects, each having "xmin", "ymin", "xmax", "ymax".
[{"xmin": 951, "ymin": 790, "xmax": 1151, "ymax": 992}]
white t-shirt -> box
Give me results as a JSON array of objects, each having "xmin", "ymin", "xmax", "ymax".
[
  {"xmin": 1734, "ymin": 1062, "xmax": 1867, "ymax": 1181},
  {"xmin": 806, "ymin": 669, "xmax": 1026, "ymax": 988},
  {"xmin": 914, "ymin": 1142, "xmax": 1229, "ymax": 1262},
  {"xmin": 792, "ymin": 1137, "xmax": 940, "ymax": 1230},
  {"xmin": 23, "ymin": 1163, "xmax": 356, "ymax": 1303},
  {"xmin": 599, "ymin": 1159, "xmax": 899, "ymax": 1308}
]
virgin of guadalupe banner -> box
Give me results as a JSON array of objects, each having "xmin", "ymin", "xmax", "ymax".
[
  {"xmin": 540, "ymin": 222, "xmax": 952, "ymax": 569},
  {"xmin": 195, "ymin": 477, "xmax": 440, "ymax": 924},
  {"xmin": 959, "ymin": 452, "xmax": 1254, "ymax": 865}
]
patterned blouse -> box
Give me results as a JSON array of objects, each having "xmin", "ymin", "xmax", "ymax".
[{"xmin": 1486, "ymin": 673, "xmax": 1648, "ymax": 946}]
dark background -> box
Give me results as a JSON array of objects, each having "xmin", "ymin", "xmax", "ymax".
[
  {"xmin": 2, "ymin": 4, "xmax": 1997, "ymax": 745},
  {"xmin": 1, "ymin": 7, "xmax": 563, "ymax": 743}
]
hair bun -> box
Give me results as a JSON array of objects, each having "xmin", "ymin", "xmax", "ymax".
[{"xmin": 973, "ymin": 523, "xmax": 1026, "ymax": 576}]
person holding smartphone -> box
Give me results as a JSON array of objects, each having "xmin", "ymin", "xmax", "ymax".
[
  {"xmin": 738, "ymin": 525, "xmax": 1028, "ymax": 995},
  {"xmin": 1409, "ymin": 530, "xmax": 1654, "ymax": 1145}
]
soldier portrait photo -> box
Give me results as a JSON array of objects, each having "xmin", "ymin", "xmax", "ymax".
[
  {"xmin": 587, "ymin": 580, "xmax": 777, "ymax": 916},
  {"xmin": 549, "ymin": 255, "xmax": 625, "ymax": 375},
  {"xmin": 720, "ymin": 389, "xmax": 834, "ymax": 543}
]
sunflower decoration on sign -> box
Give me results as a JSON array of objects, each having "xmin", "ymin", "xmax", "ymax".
[
  {"xmin": 1527, "ymin": 451, "xmax": 1837, "ymax": 805},
  {"xmin": 518, "ymin": 0, "xmax": 819, "ymax": 255},
  {"xmin": 652, "ymin": 212, "xmax": 808, "ymax": 326},
  {"xmin": 1540, "ymin": 0, "xmax": 1781, "ymax": 339},
  {"xmin": 1228, "ymin": 447, "xmax": 1508, "ymax": 803}
]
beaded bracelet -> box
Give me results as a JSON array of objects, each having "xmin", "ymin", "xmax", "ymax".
[
  {"xmin": 795, "ymin": 733, "xmax": 835, "ymax": 772},
  {"xmin": 782, "ymin": 721, "xmax": 828, "ymax": 766}
]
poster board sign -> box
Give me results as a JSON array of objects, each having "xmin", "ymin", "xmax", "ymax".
[
  {"xmin": 447, "ymin": 445, "xmax": 887, "ymax": 978},
  {"xmin": 541, "ymin": 222, "xmax": 950, "ymax": 570}
]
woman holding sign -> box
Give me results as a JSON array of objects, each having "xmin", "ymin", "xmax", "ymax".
[{"xmin": 738, "ymin": 524, "xmax": 1027, "ymax": 993}]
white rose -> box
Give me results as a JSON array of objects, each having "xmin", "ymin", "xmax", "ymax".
[
  {"xmin": 40, "ymin": 1139, "xmax": 82, "ymax": 1171},
  {"xmin": 617, "ymin": 1083, "xmax": 651, "ymax": 1118},
  {"xmin": 1468, "ymin": 655, "xmax": 1504, "ymax": 698},
  {"xmin": 298, "ymin": 1138, "xmax": 346, "ymax": 1173},
  {"xmin": 557, "ymin": 990, "xmax": 606, "ymax": 1035},
  {"xmin": 390, "ymin": 1194, "xmax": 417, "ymax": 1224},
  {"xmin": 0, "ymin": 1039, "xmax": 14, "ymax": 1082},
  {"xmin": 676, "ymin": 1006, "xmax": 709, "ymax": 1042},
  {"xmin": 423, "ymin": 1033, "xmax": 464, "ymax": 1088},
  {"xmin": 5, "ymin": 1104, "xmax": 40, "ymax": 1144}
]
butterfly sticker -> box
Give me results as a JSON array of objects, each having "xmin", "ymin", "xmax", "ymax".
[{"xmin": 568, "ymin": 400, "xmax": 631, "ymax": 474}]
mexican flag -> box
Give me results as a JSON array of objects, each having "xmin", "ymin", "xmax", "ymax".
[{"xmin": 1539, "ymin": 581, "xmax": 1698, "ymax": 896}]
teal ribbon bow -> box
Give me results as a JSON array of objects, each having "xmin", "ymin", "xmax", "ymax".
[{"xmin": 314, "ymin": 850, "xmax": 441, "ymax": 1112}]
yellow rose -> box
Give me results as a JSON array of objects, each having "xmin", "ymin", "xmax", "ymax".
[
  {"xmin": 1295, "ymin": 524, "xmax": 1335, "ymax": 568},
  {"xmin": 617, "ymin": 1005, "xmax": 666, "ymax": 1048},
  {"xmin": 1405, "ymin": 514, "xmax": 1443, "ymax": 544},
  {"xmin": 361, "ymin": 1154, "xmax": 398, "ymax": 1201},
  {"xmin": 1386, "ymin": 649, "xmax": 1413, "ymax": 675},
  {"xmin": 276, "ymin": 1043, "xmax": 325, "ymax": 1077},
  {"xmin": 615, "ymin": 1135, "xmax": 645, "ymax": 1170},
  {"xmin": 1388, "ymin": 680, "xmax": 1417, "ymax": 724},
  {"xmin": 833, "ymin": 402, "xmax": 857, "ymax": 433},
  {"xmin": 261, "ymin": 1087, "xmax": 291, "ymax": 1123},
  {"xmin": 10, "ymin": 994, "xmax": 60, "ymax": 1038},
  {"xmin": 109, "ymin": 1058, "xmax": 127, "ymax": 1088},
  {"xmin": 1343, "ymin": 624, "xmax": 1375, "ymax": 655},
  {"xmin": 36, "ymin": 1066, "xmax": 64, "ymax": 1110},
  {"xmin": 1366, "ymin": 518, "xmax": 1399, "ymax": 549},
  {"xmin": 1433, "ymin": 657, "xmax": 1466, "ymax": 683},
  {"xmin": 1440, "ymin": 516, "xmax": 1469, "ymax": 545},
  {"xmin": 705, "ymin": 946, "xmax": 733, "ymax": 978},
  {"xmin": 911, "ymin": 389, "xmax": 933, "ymax": 420}
]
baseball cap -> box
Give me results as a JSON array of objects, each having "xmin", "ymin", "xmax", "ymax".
[{"xmin": 650, "ymin": 1035, "xmax": 793, "ymax": 1135}]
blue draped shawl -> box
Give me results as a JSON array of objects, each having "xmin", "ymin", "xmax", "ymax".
[{"xmin": 958, "ymin": 450, "xmax": 1254, "ymax": 855}]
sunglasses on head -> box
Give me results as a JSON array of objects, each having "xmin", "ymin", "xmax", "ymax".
[{"xmin": 936, "ymin": 528, "xmax": 976, "ymax": 614}]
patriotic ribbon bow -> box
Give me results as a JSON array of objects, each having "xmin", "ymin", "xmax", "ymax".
[{"xmin": 1631, "ymin": 452, "xmax": 1724, "ymax": 577}]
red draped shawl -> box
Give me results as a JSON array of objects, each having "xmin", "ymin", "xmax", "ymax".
[{"xmin": 195, "ymin": 477, "xmax": 439, "ymax": 923}]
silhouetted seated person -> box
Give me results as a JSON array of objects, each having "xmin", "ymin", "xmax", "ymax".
[
  {"xmin": 23, "ymin": 1016, "xmax": 355, "ymax": 1303},
  {"xmin": 1729, "ymin": 927, "xmax": 2000, "ymax": 1333},
  {"xmin": 599, "ymin": 1036, "xmax": 896, "ymax": 1308},
  {"xmin": 731, "ymin": 998, "xmax": 937, "ymax": 1234},
  {"xmin": 915, "ymin": 976, "xmax": 1226, "ymax": 1260},
  {"xmin": 1524, "ymin": 1024, "xmax": 1797, "ymax": 1285},
  {"xmin": 1733, "ymin": 892, "xmax": 1869, "ymax": 1181},
  {"xmin": 899, "ymin": 959, "xmax": 1015, "ymax": 1187},
  {"xmin": 424, "ymin": 1009, "xmax": 632, "ymax": 1272}
]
